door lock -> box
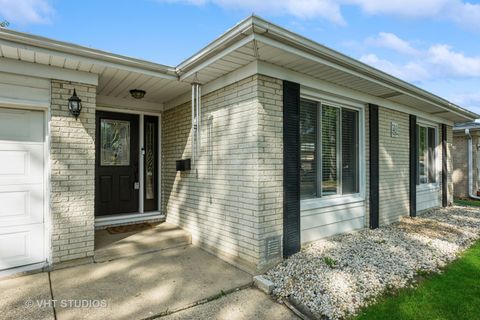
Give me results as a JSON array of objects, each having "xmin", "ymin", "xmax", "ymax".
[{"xmin": 134, "ymin": 182, "xmax": 140, "ymax": 190}]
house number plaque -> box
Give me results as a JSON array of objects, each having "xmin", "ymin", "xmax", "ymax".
[{"xmin": 391, "ymin": 121, "xmax": 399, "ymax": 137}]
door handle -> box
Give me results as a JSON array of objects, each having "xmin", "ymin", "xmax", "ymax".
[{"xmin": 133, "ymin": 161, "xmax": 139, "ymax": 190}]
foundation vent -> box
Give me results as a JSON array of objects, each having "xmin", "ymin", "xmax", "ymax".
[{"xmin": 265, "ymin": 236, "xmax": 282, "ymax": 260}]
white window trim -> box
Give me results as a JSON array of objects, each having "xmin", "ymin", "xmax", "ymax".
[
  {"xmin": 301, "ymin": 194, "xmax": 364, "ymax": 210},
  {"xmin": 299, "ymin": 91, "xmax": 366, "ymax": 209},
  {"xmin": 416, "ymin": 118, "xmax": 440, "ymax": 189}
]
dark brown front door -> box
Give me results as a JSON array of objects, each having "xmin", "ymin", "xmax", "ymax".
[{"xmin": 95, "ymin": 111, "xmax": 139, "ymax": 216}]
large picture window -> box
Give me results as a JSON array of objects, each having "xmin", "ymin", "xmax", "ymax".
[
  {"xmin": 417, "ymin": 124, "xmax": 437, "ymax": 184},
  {"xmin": 300, "ymin": 98, "xmax": 359, "ymax": 200}
]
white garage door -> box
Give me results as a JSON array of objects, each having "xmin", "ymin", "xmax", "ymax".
[{"xmin": 0, "ymin": 108, "xmax": 45, "ymax": 271}]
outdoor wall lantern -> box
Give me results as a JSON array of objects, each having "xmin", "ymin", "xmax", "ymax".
[
  {"xmin": 130, "ymin": 89, "xmax": 146, "ymax": 99},
  {"xmin": 68, "ymin": 89, "xmax": 82, "ymax": 119}
]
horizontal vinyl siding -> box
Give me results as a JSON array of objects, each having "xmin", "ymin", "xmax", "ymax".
[
  {"xmin": 378, "ymin": 107, "xmax": 410, "ymax": 226},
  {"xmin": 417, "ymin": 187, "xmax": 441, "ymax": 211},
  {"xmin": 300, "ymin": 201, "xmax": 365, "ymax": 244},
  {"xmin": 0, "ymin": 72, "xmax": 50, "ymax": 107}
]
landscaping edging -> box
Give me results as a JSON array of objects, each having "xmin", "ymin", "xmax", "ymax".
[{"xmin": 264, "ymin": 206, "xmax": 480, "ymax": 320}]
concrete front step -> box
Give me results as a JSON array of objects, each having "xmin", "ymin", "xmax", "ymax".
[{"xmin": 94, "ymin": 222, "xmax": 191, "ymax": 262}]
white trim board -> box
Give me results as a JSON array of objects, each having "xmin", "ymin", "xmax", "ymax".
[
  {"xmin": 139, "ymin": 114, "xmax": 145, "ymax": 213},
  {"xmin": 164, "ymin": 60, "xmax": 258, "ymax": 110},
  {"xmin": 97, "ymin": 95, "xmax": 163, "ymax": 113},
  {"xmin": 258, "ymin": 61, "xmax": 455, "ymax": 126},
  {"xmin": 0, "ymin": 58, "xmax": 98, "ymax": 85},
  {"xmin": 165, "ymin": 59, "xmax": 454, "ymax": 125},
  {"xmin": 96, "ymin": 105, "xmax": 162, "ymax": 117},
  {"xmin": 95, "ymin": 212, "xmax": 165, "ymax": 228},
  {"xmin": 179, "ymin": 34, "xmax": 255, "ymax": 81}
]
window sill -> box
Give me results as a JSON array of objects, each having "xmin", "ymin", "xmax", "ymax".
[
  {"xmin": 301, "ymin": 194, "xmax": 365, "ymax": 211},
  {"xmin": 417, "ymin": 183, "xmax": 440, "ymax": 192}
]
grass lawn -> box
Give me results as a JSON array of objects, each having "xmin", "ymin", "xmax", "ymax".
[
  {"xmin": 356, "ymin": 239, "xmax": 480, "ymax": 320},
  {"xmin": 454, "ymin": 198, "xmax": 480, "ymax": 207}
]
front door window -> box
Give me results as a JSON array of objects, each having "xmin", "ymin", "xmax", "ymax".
[
  {"xmin": 145, "ymin": 121, "xmax": 155, "ymax": 200},
  {"xmin": 143, "ymin": 116, "xmax": 158, "ymax": 212}
]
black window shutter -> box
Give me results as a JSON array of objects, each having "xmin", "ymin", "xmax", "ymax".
[
  {"xmin": 409, "ymin": 115, "xmax": 417, "ymax": 217},
  {"xmin": 442, "ymin": 124, "xmax": 448, "ymax": 207},
  {"xmin": 283, "ymin": 80, "xmax": 301, "ymax": 257},
  {"xmin": 369, "ymin": 104, "xmax": 379, "ymax": 229}
]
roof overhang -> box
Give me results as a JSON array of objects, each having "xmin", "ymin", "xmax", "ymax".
[
  {"xmin": 0, "ymin": 16, "xmax": 478, "ymax": 121},
  {"xmin": 0, "ymin": 28, "xmax": 188, "ymax": 106},
  {"xmin": 176, "ymin": 15, "xmax": 478, "ymax": 122}
]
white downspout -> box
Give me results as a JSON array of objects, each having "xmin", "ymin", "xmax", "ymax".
[
  {"xmin": 191, "ymin": 84, "xmax": 196, "ymax": 166},
  {"xmin": 191, "ymin": 82, "xmax": 202, "ymax": 167},
  {"xmin": 465, "ymin": 128, "xmax": 480, "ymax": 199}
]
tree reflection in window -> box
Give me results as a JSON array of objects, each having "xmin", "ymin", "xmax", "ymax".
[{"xmin": 101, "ymin": 119, "xmax": 130, "ymax": 166}]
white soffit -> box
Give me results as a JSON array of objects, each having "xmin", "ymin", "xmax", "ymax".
[
  {"xmin": 176, "ymin": 36, "xmax": 474, "ymax": 121},
  {"xmin": 0, "ymin": 29, "xmax": 187, "ymax": 104}
]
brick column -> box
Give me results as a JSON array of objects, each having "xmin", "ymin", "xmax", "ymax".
[{"xmin": 50, "ymin": 80, "xmax": 96, "ymax": 264}]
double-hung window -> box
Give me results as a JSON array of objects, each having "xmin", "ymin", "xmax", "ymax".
[
  {"xmin": 300, "ymin": 98, "xmax": 360, "ymax": 200},
  {"xmin": 417, "ymin": 124, "xmax": 437, "ymax": 185}
]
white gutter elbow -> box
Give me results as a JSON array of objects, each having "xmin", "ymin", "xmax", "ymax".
[{"xmin": 465, "ymin": 128, "xmax": 480, "ymax": 200}]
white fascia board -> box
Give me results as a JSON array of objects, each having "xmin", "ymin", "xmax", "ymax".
[
  {"xmin": 165, "ymin": 60, "xmax": 259, "ymax": 110},
  {"xmin": 257, "ymin": 61, "xmax": 455, "ymax": 126},
  {"xmin": 96, "ymin": 95, "xmax": 163, "ymax": 112},
  {"xmin": 176, "ymin": 16, "xmax": 255, "ymax": 72},
  {"xmin": 179, "ymin": 34, "xmax": 255, "ymax": 82},
  {"xmin": 0, "ymin": 57, "xmax": 98, "ymax": 85},
  {"xmin": 250, "ymin": 16, "xmax": 478, "ymax": 120},
  {"xmin": 253, "ymin": 34, "xmax": 473, "ymax": 122}
]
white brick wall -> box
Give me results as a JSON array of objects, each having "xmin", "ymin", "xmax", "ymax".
[
  {"xmin": 256, "ymin": 76, "xmax": 283, "ymax": 269},
  {"xmin": 452, "ymin": 131, "xmax": 479, "ymax": 199},
  {"xmin": 162, "ymin": 75, "xmax": 283, "ymax": 272},
  {"xmin": 453, "ymin": 135, "xmax": 469, "ymax": 198},
  {"xmin": 50, "ymin": 80, "xmax": 96, "ymax": 264}
]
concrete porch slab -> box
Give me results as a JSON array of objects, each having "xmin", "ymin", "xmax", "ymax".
[
  {"xmin": 160, "ymin": 287, "xmax": 299, "ymax": 320},
  {"xmin": 94, "ymin": 222, "xmax": 191, "ymax": 262},
  {"xmin": 0, "ymin": 272, "xmax": 54, "ymax": 320},
  {"xmin": 50, "ymin": 245, "xmax": 252, "ymax": 320}
]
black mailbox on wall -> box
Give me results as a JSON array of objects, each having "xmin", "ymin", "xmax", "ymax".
[{"xmin": 176, "ymin": 159, "xmax": 191, "ymax": 171}]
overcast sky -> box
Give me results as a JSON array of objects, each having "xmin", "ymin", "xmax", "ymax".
[{"xmin": 2, "ymin": 0, "xmax": 480, "ymax": 116}]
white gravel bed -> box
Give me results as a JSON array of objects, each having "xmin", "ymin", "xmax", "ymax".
[{"xmin": 265, "ymin": 206, "xmax": 480, "ymax": 320}]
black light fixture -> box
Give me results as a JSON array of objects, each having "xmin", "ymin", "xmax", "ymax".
[
  {"xmin": 68, "ymin": 89, "xmax": 82, "ymax": 119},
  {"xmin": 130, "ymin": 89, "xmax": 146, "ymax": 99}
]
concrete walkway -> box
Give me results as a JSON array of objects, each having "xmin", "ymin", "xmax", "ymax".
[
  {"xmin": 159, "ymin": 288, "xmax": 299, "ymax": 320},
  {"xmin": 0, "ymin": 245, "xmax": 298, "ymax": 320}
]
